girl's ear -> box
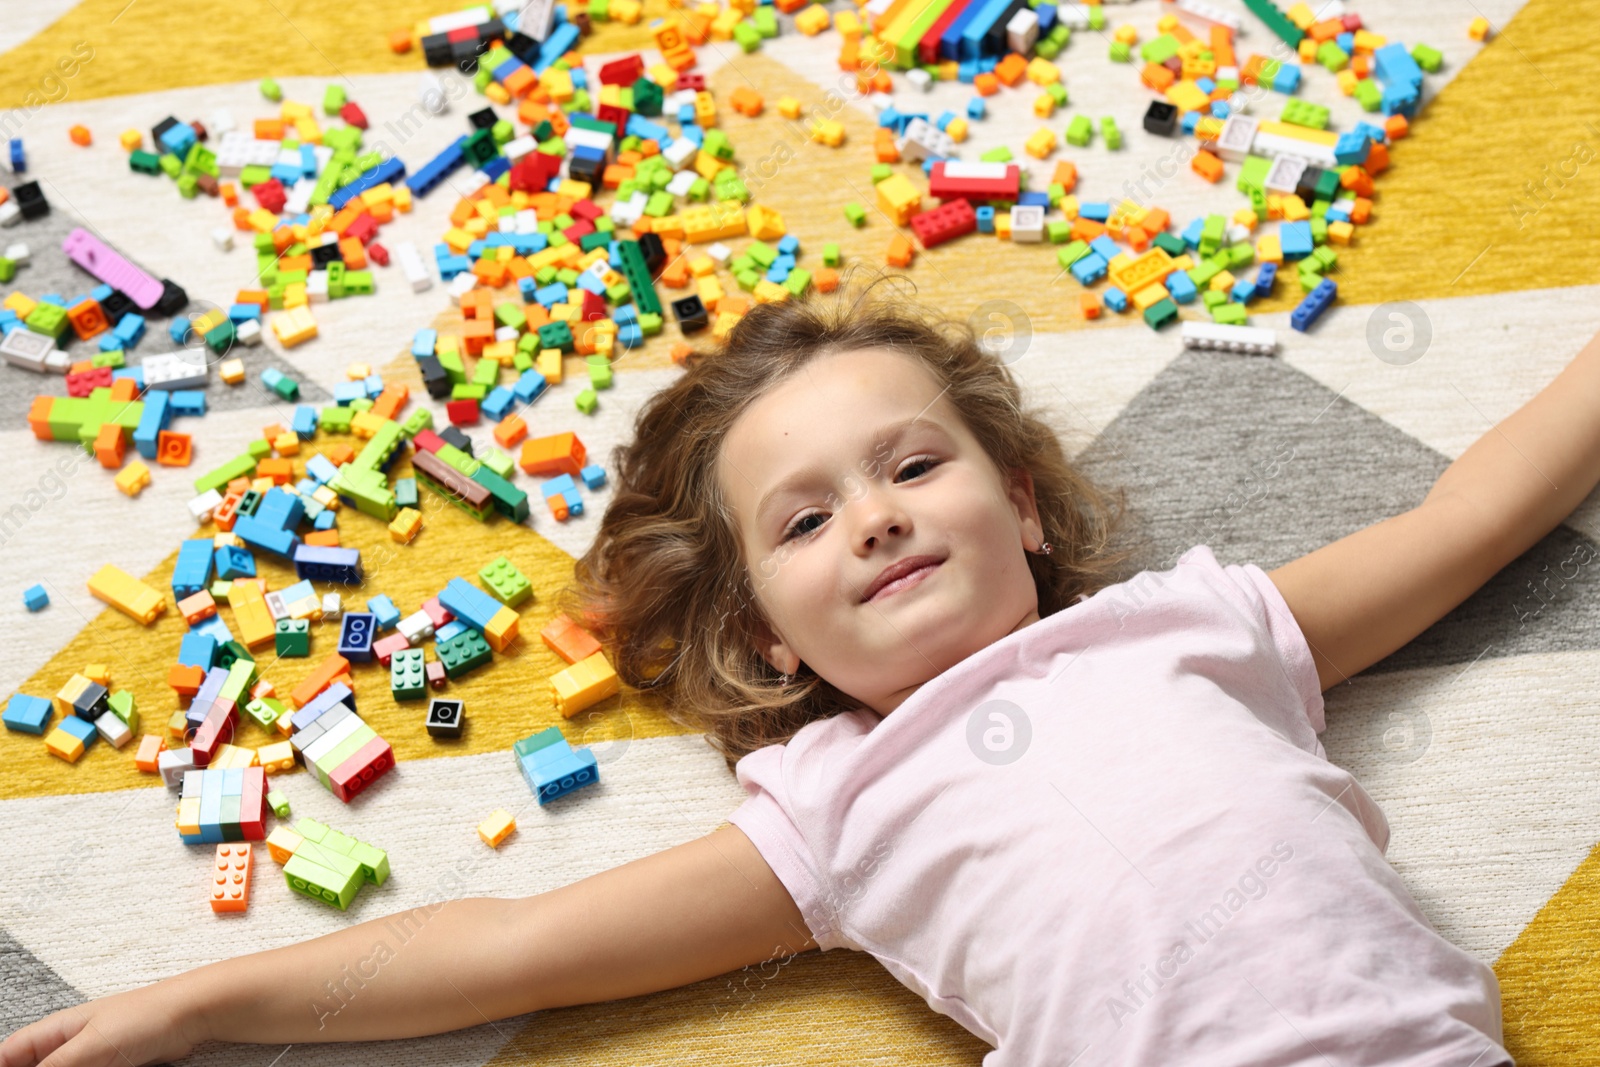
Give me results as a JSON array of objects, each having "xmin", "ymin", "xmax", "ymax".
[
  {"xmin": 1008, "ymin": 466, "xmax": 1046, "ymax": 550},
  {"xmin": 749, "ymin": 614, "xmax": 802, "ymax": 676}
]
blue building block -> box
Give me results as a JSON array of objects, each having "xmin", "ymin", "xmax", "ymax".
[
  {"xmin": 3, "ymin": 693, "xmax": 53, "ymax": 734},
  {"xmin": 514, "ymin": 727, "xmax": 600, "ymax": 804},
  {"xmin": 190, "ymin": 615, "xmax": 234, "ymax": 646},
  {"xmin": 313, "ymin": 510, "xmax": 337, "ymax": 531},
  {"xmin": 178, "ymin": 632, "xmax": 219, "ymax": 670},
  {"xmin": 1373, "ymin": 42, "xmax": 1423, "ymax": 88},
  {"xmin": 1272, "ymin": 64, "xmax": 1301, "ymax": 94},
  {"xmin": 512, "ymin": 369, "xmax": 547, "ymax": 404},
  {"xmin": 133, "ymin": 389, "xmax": 171, "ymax": 459},
  {"xmin": 168, "ymin": 390, "xmax": 206, "ymax": 417},
  {"xmin": 405, "ymin": 136, "xmax": 467, "ymax": 198},
  {"xmin": 293, "ymin": 544, "xmax": 362, "ymax": 584},
  {"xmin": 1102, "ymin": 287, "xmax": 1128, "ymax": 313},
  {"xmin": 292, "ymin": 405, "xmax": 319, "ymax": 438},
  {"xmin": 1069, "ymin": 252, "xmax": 1107, "ymax": 285},
  {"xmin": 23, "ymin": 584, "xmax": 49, "ymax": 612},
  {"xmin": 338, "ymin": 612, "xmax": 376, "ymax": 662},
  {"xmin": 438, "ymin": 577, "xmax": 502, "ymax": 632},
  {"xmin": 435, "ymin": 620, "xmax": 467, "ymax": 644},
  {"xmin": 8, "ymin": 139, "xmax": 25, "ymax": 173},
  {"xmin": 173, "ymin": 538, "xmax": 215, "ymax": 599},
  {"xmin": 1291, "ymin": 278, "xmax": 1337, "ymax": 332},
  {"xmin": 214, "ymin": 545, "xmax": 257, "ymax": 580},
  {"xmin": 1230, "ymin": 277, "xmax": 1257, "ymax": 304},
  {"xmin": 366, "ymin": 595, "xmax": 401, "ymax": 631},
  {"xmin": 1279, "ymin": 221, "xmax": 1314, "ymax": 259},
  {"xmin": 1166, "ymin": 271, "xmax": 1198, "ymax": 304},
  {"xmin": 306, "ymin": 453, "xmax": 340, "ymax": 485},
  {"xmin": 412, "ymin": 328, "xmax": 437, "ymax": 359},
  {"xmin": 1333, "ymin": 131, "xmax": 1370, "ymax": 165},
  {"xmin": 328, "ymin": 156, "xmax": 407, "ymax": 210},
  {"xmin": 333, "ymin": 382, "xmax": 365, "ymax": 405},
  {"xmin": 55, "ymin": 714, "xmax": 97, "ymax": 752},
  {"xmin": 482, "ymin": 386, "xmax": 516, "ymax": 422},
  {"xmin": 579, "ymin": 464, "xmax": 607, "ymax": 490},
  {"xmin": 1079, "ymin": 202, "xmax": 1112, "ymax": 222},
  {"xmin": 231, "ymin": 514, "xmax": 298, "ymax": 559},
  {"xmin": 1253, "ymin": 262, "xmax": 1278, "ymax": 299}
]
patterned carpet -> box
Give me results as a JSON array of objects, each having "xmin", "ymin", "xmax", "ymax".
[{"xmin": 3, "ymin": 0, "xmax": 1600, "ymax": 1064}]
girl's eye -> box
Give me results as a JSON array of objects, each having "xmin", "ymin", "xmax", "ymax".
[
  {"xmin": 896, "ymin": 456, "xmax": 938, "ymax": 481},
  {"xmin": 783, "ymin": 512, "xmax": 825, "ymax": 542}
]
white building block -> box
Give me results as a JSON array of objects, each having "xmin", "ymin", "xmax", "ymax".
[{"xmin": 1181, "ymin": 320, "xmax": 1277, "ymax": 355}]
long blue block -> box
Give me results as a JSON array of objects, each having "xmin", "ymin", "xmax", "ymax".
[
  {"xmin": 133, "ymin": 389, "xmax": 171, "ymax": 459},
  {"xmin": 327, "ymin": 156, "xmax": 407, "ymax": 210}
]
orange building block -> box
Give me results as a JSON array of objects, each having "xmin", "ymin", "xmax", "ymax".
[
  {"xmin": 540, "ymin": 613, "xmax": 604, "ymax": 664},
  {"xmin": 291, "ymin": 653, "xmax": 350, "ymax": 709},
  {"xmin": 178, "ymin": 590, "xmax": 218, "ymax": 625},
  {"xmin": 494, "ymin": 415, "xmax": 528, "ymax": 449},
  {"xmin": 135, "ymin": 734, "xmax": 166, "ymax": 772},
  {"xmin": 210, "ymin": 843, "xmax": 253, "ymax": 912},
  {"xmin": 157, "ymin": 431, "xmax": 193, "ymax": 466},
  {"xmin": 519, "ymin": 432, "xmax": 586, "ymax": 478},
  {"xmin": 1080, "ymin": 291, "xmax": 1102, "ymax": 319},
  {"xmin": 886, "ymin": 233, "xmax": 915, "ymax": 267},
  {"xmin": 93, "ymin": 424, "xmax": 126, "ymax": 469},
  {"xmin": 1191, "ymin": 149, "xmax": 1224, "ymax": 183},
  {"xmin": 304, "ymin": 529, "xmax": 341, "ymax": 547},
  {"xmin": 169, "ymin": 663, "xmax": 205, "ymax": 697}
]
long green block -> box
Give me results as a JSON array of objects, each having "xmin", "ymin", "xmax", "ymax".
[{"xmin": 195, "ymin": 454, "xmax": 257, "ymax": 494}]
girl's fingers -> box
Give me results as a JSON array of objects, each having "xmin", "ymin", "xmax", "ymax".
[{"xmin": 0, "ymin": 1011, "xmax": 87, "ymax": 1067}]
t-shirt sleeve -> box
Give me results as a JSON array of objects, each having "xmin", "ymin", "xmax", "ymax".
[
  {"xmin": 1179, "ymin": 545, "xmax": 1327, "ymax": 736},
  {"xmin": 726, "ymin": 744, "xmax": 851, "ymax": 951}
]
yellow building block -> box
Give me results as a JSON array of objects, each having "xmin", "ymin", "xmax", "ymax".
[
  {"xmin": 537, "ymin": 349, "xmax": 563, "ymax": 383},
  {"xmin": 1109, "ymin": 247, "xmax": 1175, "ymax": 294},
  {"xmin": 350, "ymin": 410, "xmax": 388, "ymax": 439},
  {"xmin": 230, "ymin": 583, "xmax": 277, "ymax": 650},
  {"xmin": 211, "ymin": 743, "xmax": 260, "ymax": 769},
  {"xmin": 271, "ymin": 306, "xmax": 318, "ymax": 348},
  {"xmin": 945, "ymin": 117, "xmax": 968, "ymax": 142},
  {"xmin": 809, "ymin": 119, "xmax": 845, "ymax": 146},
  {"xmin": 259, "ymin": 740, "xmax": 296, "ymax": 774},
  {"xmin": 1209, "ymin": 269, "xmax": 1235, "ymax": 292},
  {"xmin": 1026, "ymin": 57, "xmax": 1060, "ymax": 85},
  {"xmin": 777, "ymin": 95, "xmax": 803, "ymax": 119},
  {"xmin": 3, "ymin": 292, "xmax": 37, "ymax": 319},
  {"xmin": 1130, "ymin": 283, "xmax": 1170, "ymax": 311},
  {"xmin": 177, "ymin": 797, "xmax": 202, "ymax": 838},
  {"xmin": 1327, "ymin": 220, "xmax": 1355, "ymax": 246},
  {"xmin": 696, "ymin": 274, "xmax": 725, "ymax": 312},
  {"xmin": 1256, "ymin": 234, "xmax": 1283, "ymax": 264},
  {"xmin": 1025, "ymin": 128, "xmax": 1057, "ymax": 159},
  {"xmin": 751, "ymin": 280, "xmax": 792, "ymax": 304},
  {"xmin": 875, "ymin": 173, "xmax": 922, "ymax": 226},
  {"xmin": 44, "ymin": 725, "xmax": 87, "ymax": 762},
  {"xmin": 551, "ymin": 651, "xmax": 621, "ymax": 718},
  {"xmin": 265, "ymin": 825, "xmax": 303, "ymax": 864},
  {"xmin": 1165, "ymin": 81, "xmax": 1211, "ymax": 113},
  {"xmin": 485, "ymin": 605, "xmax": 520, "ymax": 654},
  {"xmin": 1279, "ymin": 194, "xmax": 1310, "ymax": 222},
  {"xmin": 389, "ymin": 507, "xmax": 422, "ymax": 543},
  {"xmin": 115, "ymin": 460, "xmax": 151, "ymax": 496},
  {"xmin": 478, "ymin": 809, "xmax": 517, "ymax": 848},
  {"xmin": 795, "ymin": 4, "xmax": 831, "ymax": 34},
  {"xmin": 745, "ymin": 203, "xmax": 786, "ymax": 240},
  {"xmin": 88, "ymin": 564, "xmax": 166, "ymax": 625},
  {"xmin": 1033, "ymin": 94, "xmax": 1057, "ymax": 119}
]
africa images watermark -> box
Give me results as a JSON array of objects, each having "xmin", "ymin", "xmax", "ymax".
[{"xmin": 1508, "ymin": 119, "xmax": 1600, "ymax": 231}]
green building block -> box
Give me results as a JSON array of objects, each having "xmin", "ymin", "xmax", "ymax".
[
  {"xmin": 479, "ymin": 556, "xmax": 532, "ymax": 607},
  {"xmin": 25, "ymin": 303, "xmax": 70, "ymax": 340},
  {"xmin": 283, "ymin": 840, "xmax": 364, "ymax": 910},
  {"xmin": 1212, "ymin": 302, "xmax": 1248, "ymax": 325},
  {"xmin": 439, "ymin": 629, "xmax": 492, "ymax": 678},
  {"xmin": 1109, "ymin": 40, "xmax": 1130, "ymax": 62},
  {"xmin": 1100, "ymin": 116, "xmax": 1122, "ymax": 149},
  {"xmin": 194, "ymin": 454, "xmax": 257, "ymax": 495},
  {"xmin": 1143, "ymin": 298, "xmax": 1179, "ymax": 330},
  {"xmin": 260, "ymin": 78, "xmax": 282, "ymax": 101},
  {"xmin": 267, "ymin": 789, "xmax": 291, "ymax": 818},
  {"xmin": 1316, "ymin": 41, "xmax": 1349, "ymax": 72},
  {"xmin": 245, "ymin": 696, "xmax": 287, "ymax": 731},
  {"xmin": 844, "ymin": 202, "xmax": 866, "ymax": 227},
  {"xmin": 575, "ymin": 387, "xmax": 599, "ymax": 414},
  {"xmin": 275, "ymin": 618, "xmax": 311, "ymax": 657},
  {"xmin": 1240, "ymin": 0, "xmax": 1304, "ymax": 46},
  {"xmin": 394, "ymin": 476, "xmax": 418, "ymax": 510},
  {"xmin": 587, "ymin": 355, "xmax": 614, "ymax": 389},
  {"xmin": 1279, "ymin": 99, "xmax": 1329, "ymax": 130},
  {"xmin": 1236, "ymin": 155, "xmax": 1272, "ymax": 196},
  {"xmin": 108, "ymin": 689, "xmax": 138, "ymax": 731},
  {"xmin": 1065, "ymin": 115, "xmax": 1093, "ymax": 147},
  {"xmin": 979, "ymin": 145, "xmax": 1014, "ymax": 163},
  {"xmin": 390, "ymin": 648, "xmax": 427, "ymax": 701},
  {"xmin": 1199, "ymin": 214, "xmax": 1226, "ymax": 256},
  {"xmin": 1412, "ymin": 43, "xmax": 1442, "ymax": 72},
  {"xmin": 129, "ymin": 149, "xmax": 161, "ymax": 175},
  {"xmin": 479, "ymin": 448, "xmax": 515, "ymax": 480}
]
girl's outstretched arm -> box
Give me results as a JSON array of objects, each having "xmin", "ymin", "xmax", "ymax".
[
  {"xmin": 1270, "ymin": 326, "xmax": 1600, "ymax": 691},
  {"xmin": 0, "ymin": 824, "xmax": 814, "ymax": 1067}
]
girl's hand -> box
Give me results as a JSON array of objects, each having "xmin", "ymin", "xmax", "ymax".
[{"xmin": 0, "ymin": 981, "xmax": 206, "ymax": 1067}]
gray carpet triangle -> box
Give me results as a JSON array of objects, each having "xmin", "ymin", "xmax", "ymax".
[
  {"xmin": 0, "ymin": 927, "xmax": 82, "ymax": 1036},
  {"xmin": 1075, "ymin": 348, "xmax": 1600, "ymax": 675}
]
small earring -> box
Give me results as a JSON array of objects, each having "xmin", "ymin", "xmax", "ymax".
[
  {"xmin": 1032, "ymin": 540, "xmax": 1054, "ymax": 556},
  {"xmin": 779, "ymin": 672, "xmax": 792, "ymax": 686}
]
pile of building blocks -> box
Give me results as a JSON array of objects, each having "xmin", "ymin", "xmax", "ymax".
[
  {"xmin": 266, "ymin": 816, "xmax": 390, "ymax": 910},
  {"xmin": 515, "ymin": 726, "xmax": 600, "ymax": 804},
  {"xmin": 175, "ymin": 766, "xmax": 269, "ymax": 843},
  {"xmin": 2, "ymin": 667, "xmax": 143, "ymax": 761},
  {"xmin": 287, "ymin": 684, "xmax": 395, "ymax": 802}
]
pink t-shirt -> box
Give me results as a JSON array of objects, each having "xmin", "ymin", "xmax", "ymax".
[{"xmin": 727, "ymin": 545, "xmax": 1509, "ymax": 1067}]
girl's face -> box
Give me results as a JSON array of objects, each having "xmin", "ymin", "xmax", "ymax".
[{"xmin": 718, "ymin": 347, "xmax": 1046, "ymax": 718}]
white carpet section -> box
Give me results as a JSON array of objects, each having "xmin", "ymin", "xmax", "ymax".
[
  {"xmin": 0, "ymin": 733, "xmax": 745, "ymax": 1001},
  {"xmin": 1323, "ymin": 648, "xmax": 1600, "ymax": 964}
]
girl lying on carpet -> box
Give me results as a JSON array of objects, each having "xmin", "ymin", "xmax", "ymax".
[{"xmin": 11, "ymin": 271, "xmax": 1567, "ymax": 1067}]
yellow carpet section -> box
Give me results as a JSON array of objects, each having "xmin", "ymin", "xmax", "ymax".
[
  {"xmin": 487, "ymin": 951, "xmax": 991, "ymax": 1066},
  {"xmin": 0, "ymin": 423, "xmax": 693, "ymax": 803},
  {"xmin": 1335, "ymin": 0, "xmax": 1600, "ymax": 305},
  {"xmin": 1495, "ymin": 840, "xmax": 1600, "ymax": 1065}
]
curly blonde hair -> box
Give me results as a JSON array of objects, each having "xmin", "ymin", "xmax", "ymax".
[{"xmin": 559, "ymin": 268, "xmax": 1131, "ymax": 771}]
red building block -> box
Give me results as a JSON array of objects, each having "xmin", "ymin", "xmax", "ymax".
[
  {"xmin": 910, "ymin": 197, "xmax": 977, "ymax": 249},
  {"xmin": 329, "ymin": 737, "xmax": 394, "ymax": 802}
]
